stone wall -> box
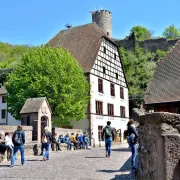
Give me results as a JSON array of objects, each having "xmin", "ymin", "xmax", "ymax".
[
  {"xmin": 52, "ymin": 127, "xmax": 83, "ymax": 137},
  {"xmin": 0, "ymin": 125, "xmax": 32, "ymax": 143},
  {"xmin": 136, "ymin": 112, "xmax": 180, "ymax": 180},
  {"xmin": 114, "ymin": 38, "xmax": 179, "ymax": 52}
]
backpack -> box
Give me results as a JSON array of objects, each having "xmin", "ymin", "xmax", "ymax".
[
  {"xmin": 41, "ymin": 134, "xmax": 47, "ymax": 143},
  {"xmin": 105, "ymin": 126, "xmax": 112, "ymax": 137},
  {"xmin": 14, "ymin": 132, "xmax": 22, "ymax": 145},
  {"xmin": 128, "ymin": 133, "xmax": 135, "ymax": 144}
]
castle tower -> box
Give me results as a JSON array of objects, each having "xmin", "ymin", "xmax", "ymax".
[{"xmin": 92, "ymin": 10, "xmax": 112, "ymax": 38}]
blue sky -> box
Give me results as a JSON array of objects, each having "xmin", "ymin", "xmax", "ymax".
[{"xmin": 0, "ymin": 0, "xmax": 180, "ymax": 45}]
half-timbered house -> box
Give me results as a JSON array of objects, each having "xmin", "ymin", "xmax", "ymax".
[{"xmin": 48, "ymin": 21, "xmax": 129, "ymax": 145}]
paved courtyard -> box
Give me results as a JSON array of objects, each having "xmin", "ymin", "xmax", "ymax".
[{"xmin": 0, "ymin": 143, "xmax": 134, "ymax": 180}]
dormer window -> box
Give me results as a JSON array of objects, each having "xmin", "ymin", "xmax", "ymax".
[
  {"xmin": 103, "ymin": 47, "xmax": 106, "ymax": 54},
  {"xmin": 103, "ymin": 67, "xmax": 106, "ymax": 74}
]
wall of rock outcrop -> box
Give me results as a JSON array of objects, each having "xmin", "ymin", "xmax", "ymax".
[
  {"xmin": 115, "ymin": 38, "xmax": 179, "ymax": 52},
  {"xmin": 136, "ymin": 112, "xmax": 180, "ymax": 180}
]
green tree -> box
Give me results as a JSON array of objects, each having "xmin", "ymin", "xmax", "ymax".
[
  {"xmin": 162, "ymin": 25, "xmax": 180, "ymax": 40},
  {"xmin": 120, "ymin": 47, "xmax": 167, "ymax": 98},
  {"xmin": 130, "ymin": 26, "xmax": 152, "ymax": 41},
  {"xmin": 0, "ymin": 42, "xmax": 31, "ymax": 68},
  {"xmin": 5, "ymin": 46, "xmax": 90, "ymax": 125},
  {"xmin": 130, "ymin": 26, "xmax": 152, "ymax": 40}
]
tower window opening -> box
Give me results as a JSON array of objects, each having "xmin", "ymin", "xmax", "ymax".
[
  {"xmin": 116, "ymin": 73, "xmax": 118, "ymax": 79},
  {"xmin": 103, "ymin": 67, "xmax": 106, "ymax": 74},
  {"xmin": 103, "ymin": 47, "xmax": 106, "ymax": 54},
  {"xmin": 107, "ymin": 32, "xmax": 109, "ymax": 36}
]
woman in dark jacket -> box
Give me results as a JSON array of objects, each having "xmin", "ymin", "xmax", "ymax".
[{"xmin": 127, "ymin": 119, "xmax": 138, "ymax": 171}]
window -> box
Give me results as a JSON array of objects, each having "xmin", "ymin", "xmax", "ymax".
[
  {"xmin": 98, "ymin": 79, "xmax": 103, "ymax": 93},
  {"xmin": 98, "ymin": 126, "xmax": 103, "ymax": 141},
  {"xmin": 103, "ymin": 67, "xmax": 106, "ymax": 74},
  {"xmin": 27, "ymin": 116, "xmax": 30, "ymax": 126},
  {"xmin": 2, "ymin": 96, "xmax": 6, "ymax": 103},
  {"xmin": 1, "ymin": 109, "xmax": 6, "ymax": 119},
  {"xmin": 107, "ymin": 32, "xmax": 109, "ymax": 36},
  {"xmin": 103, "ymin": 47, "xmax": 106, "ymax": 54},
  {"xmin": 116, "ymin": 73, "xmax": 118, "ymax": 79},
  {"xmin": 120, "ymin": 87, "xmax": 124, "ymax": 99},
  {"xmin": 96, "ymin": 101, "xmax": 103, "ymax": 115},
  {"xmin": 110, "ymin": 83, "xmax": 115, "ymax": 96},
  {"xmin": 114, "ymin": 53, "xmax": 116, "ymax": 60},
  {"xmin": 120, "ymin": 106, "xmax": 126, "ymax": 117},
  {"xmin": 108, "ymin": 104, "xmax": 114, "ymax": 116}
]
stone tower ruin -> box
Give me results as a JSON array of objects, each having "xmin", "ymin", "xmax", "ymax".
[{"xmin": 92, "ymin": 10, "xmax": 112, "ymax": 38}]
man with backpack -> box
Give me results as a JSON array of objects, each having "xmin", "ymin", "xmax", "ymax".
[
  {"xmin": 10, "ymin": 125, "xmax": 25, "ymax": 168},
  {"xmin": 102, "ymin": 121, "xmax": 114, "ymax": 158}
]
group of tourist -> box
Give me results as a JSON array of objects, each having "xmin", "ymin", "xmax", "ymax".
[
  {"xmin": 0, "ymin": 120, "xmax": 138, "ymax": 172},
  {"xmin": 0, "ymin": 125, "xmax": 90, "ymax": 167},
  {"xmin": 0, "ymin": 125, "xmax": 25, "ymax": 168},
  {"xmin": 51, "ymin": 132, "xmax": 90, "ymax": 151}
]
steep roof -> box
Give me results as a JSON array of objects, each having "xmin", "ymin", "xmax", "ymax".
[
  {"xmin": 20, "ymin": 97, "xmax": 52, "ymax": 114},
  {"xmin": 145, "ymin": 40, "xmax": 180, "ymax": 105},
  {"xmin": 48, "ymin": 22, "xmax": 117, "ymax": 73},
  {"xmin": 0, "ymin": 86, "xmax": 7, "ymax": 95}
]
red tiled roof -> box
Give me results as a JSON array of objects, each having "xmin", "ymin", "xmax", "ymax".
[
  {"xmin": 48, "ymin": 22, "xmax": 116, "ymax": 73},
  {"xmin": 145, "ymin": 40, "xmax": 180, "ymax": 104}
]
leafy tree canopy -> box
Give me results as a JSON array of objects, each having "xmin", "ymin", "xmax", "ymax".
[
  {"xmin": 162, "ymin": 25, "xmax": 180, "ymax": 40},
  {"xmin": 120, "ymin": 46, "xmax": 168, "ymax": 105},
  {"xmin": 5, "ymin": 46, "xmax": 90, "ymax": 125},
  {"xmin": 130, "ymin": 26, "xmax": 152, "ymax": 40},
  {"xmin": 0, "ymin": 42, "xmax": 31, "ymax": 68}
]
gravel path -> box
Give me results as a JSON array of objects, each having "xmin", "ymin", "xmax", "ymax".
[{"xmin": 0, "ymin": 143, "xmax": 134, "ymax": 180}]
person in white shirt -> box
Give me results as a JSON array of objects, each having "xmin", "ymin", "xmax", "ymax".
[{"xmin": 5, "ymin": 132, "xmax": 14, "ymax": 160}]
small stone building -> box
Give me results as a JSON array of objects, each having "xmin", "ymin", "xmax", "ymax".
[
  {"xmin": 20, "ymin": 97, "xmax": 52, "ymax": 143},
  {"xmin": 145, "ymin": 40, "xmax": 180, "ymax": 113}
]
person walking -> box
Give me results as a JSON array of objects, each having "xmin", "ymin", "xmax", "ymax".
[
  {"xmin": 102, "ymin": 121, "xmax": 114, "ymax": 158},
  {"xmin": 0, "ymin": 131, "xmax": 7, "ymax": 154},
  {"xmin": 5, "ymin": 132, "xmax": 14, "ymax": 160},
  {"xmin": 41, "ymin": 127, "xmax": 52, "ymax": 161},
  {"xmin": 127, "ymin": 119, "xmax": 138, "ymax": 172},
  {"xmin": 10, "ymin": 125, "xmax": 25, "ymax": 168}
]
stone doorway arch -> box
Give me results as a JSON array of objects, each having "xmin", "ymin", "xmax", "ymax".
[{"xmin": 41, "ymin": 115, "xmax": 49, "ymax": 135}]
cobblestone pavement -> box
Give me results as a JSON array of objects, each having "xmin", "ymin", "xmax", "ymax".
[{"xmin": 0, "ymin": 143, "xmax": 134, "ymax": 180}]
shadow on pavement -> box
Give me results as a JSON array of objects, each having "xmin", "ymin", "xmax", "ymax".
[
  {"xmin": 0, "ymin": 165, "xmax": 11, "ymax": 168},
  {"xmin": 26, "ymin": 159, "xmax": 43, "ymax": 161},
  {"xmin": 110, "ymin": 173, "xmax": 134, "ymax": 180},
  {"xmin": 85, "ymin": 157, "xmax": 106, "ymax": 159},
  {"xmin": 97, "ymin": 170, "xmax": 119, "ymax": 173},
  {"xmin": 97, "ymin": 157, "xmax": 135, "ymax": 179},
  {"xmin": 111, "ymin": 148, "xmax": 131, "ymax": 152}
]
